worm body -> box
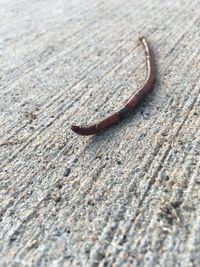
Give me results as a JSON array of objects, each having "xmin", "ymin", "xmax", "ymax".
[{"xmin": 71, "ymin": 36, "xmax": 155, "ymax": 136}]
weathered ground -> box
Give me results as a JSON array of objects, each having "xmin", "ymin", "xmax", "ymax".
[{"xmin": 0, "ymin": 0, "xmax": 200, "ymax": 266}]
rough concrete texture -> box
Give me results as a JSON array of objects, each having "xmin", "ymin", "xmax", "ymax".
[{"xmin": 0, "ymin": 0, "xmax": 200, "ymax": 266}]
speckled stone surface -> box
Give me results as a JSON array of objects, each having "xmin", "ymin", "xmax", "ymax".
[{"xmin": 0, "ymin": 0, "xmax": 200, "ymax": 266}]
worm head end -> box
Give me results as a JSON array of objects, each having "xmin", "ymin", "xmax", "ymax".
[{"xmin": 71, "ymin": 124, "xmax": 82, "ymax": 134}]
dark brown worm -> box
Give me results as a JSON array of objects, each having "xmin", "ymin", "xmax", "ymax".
[{"xmin": 71, "ymin": 36, "xmax": 155, "ymax": 136}]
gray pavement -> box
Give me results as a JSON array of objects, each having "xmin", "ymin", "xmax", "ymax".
[{"xmin": 0, "ymin": 0, "xmax": 200, "ymax": 266}]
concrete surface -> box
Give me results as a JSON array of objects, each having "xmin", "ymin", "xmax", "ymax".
[{"xmin": 0, "ymin": 0, "xmax": 200, "ymax": 266}]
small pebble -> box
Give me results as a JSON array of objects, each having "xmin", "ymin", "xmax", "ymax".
[{"xmin": 64, "ymin": 168, "xmax": 71, "ymax": 177}]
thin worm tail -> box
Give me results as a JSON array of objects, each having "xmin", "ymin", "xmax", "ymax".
[
  {"xmin": 71, "ymin": 36, "xmax": 155, "ymax": 136},
  {"xmin": 126, "ymin": 36, "xmax": 155, "ymax": 110}
]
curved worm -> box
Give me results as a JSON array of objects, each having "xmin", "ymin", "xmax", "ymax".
[{"xmin": 71, "ymin": 36, "xmax": 155, "ymax": 136}]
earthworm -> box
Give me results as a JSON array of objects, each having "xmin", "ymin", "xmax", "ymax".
[{"xmin": 71, "ymin": 36, "xmax": 155, "ymax": 136}]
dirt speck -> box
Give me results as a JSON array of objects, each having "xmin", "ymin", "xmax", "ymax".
[{"xmin": 64, "ymin": 168, "xmax": 71, "ymax": 177}]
